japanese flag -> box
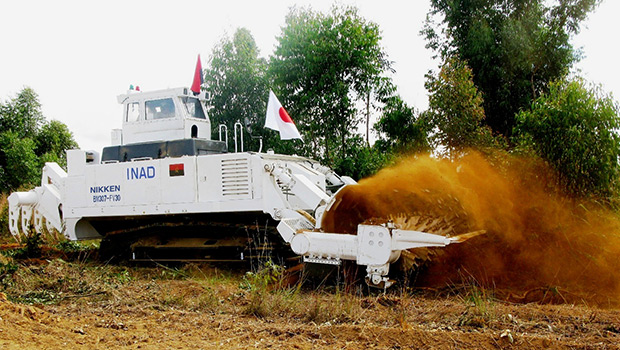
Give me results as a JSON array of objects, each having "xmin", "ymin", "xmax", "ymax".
[{"xmin": 265, "ymin": 90, "xmax": 302, "ymax": 140}]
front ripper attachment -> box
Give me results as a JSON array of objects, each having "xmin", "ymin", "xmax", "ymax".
[
  {"xmin": 7, "ymin": 163, "xmax": 66, "ymax": 242},
  {"xmin": 287, "ymin": 221, "xmax": 485, "ymax": 288}
]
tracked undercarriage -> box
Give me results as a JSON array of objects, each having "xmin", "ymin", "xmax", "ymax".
[{"xmin": 96, "ymin": 213, "xmax": 291, "ymax": 263}]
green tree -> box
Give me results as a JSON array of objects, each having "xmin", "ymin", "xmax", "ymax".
[
  {"xmin": 333, "ymin": 135, "xmax": 390, "ymax": 181},
  {"xmin": 0, "ymin": 132, "xmax": 39, "ymax": 191},
  {"xmin": 0, "ymin": 87, "xmax": 44, "ymax": 138},
  {"xmin": 513, "ymin": 78, "xmax": 620, "ymax": 199},
  {"xmin": 424, "ymin": 56, "xmax": 498, "ymax": 156},
  {"xmin": 269, "ymin": 5, "xmax": 392, "ymax": 166},
  {"xmin": 35, "ymin": 120, "xmax": 79, "ymax": 168},
  {"xmin": 374, "ymin": 95, "xmax": 431, "ymax": 154},
  {"xmin": 204, "ymin": 28, "xmax": 270, "ymax": 152},
  {"xmin": 423, "ymin": 0, "xmax": 599, "ymax": 138},
  {"xmin": 0, "ymin": 88, "xmax": 78, "ymax": 192}
]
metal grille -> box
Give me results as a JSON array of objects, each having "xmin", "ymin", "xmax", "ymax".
[
  {"xmin": 221, "ymin": 158, "xmax": 252, "ymax": 198},
  {"xmin": 281, "ymin": 217, "xmax": 315, "ymax": 232}
]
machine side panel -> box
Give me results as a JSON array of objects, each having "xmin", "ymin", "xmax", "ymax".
[
  {"xmin": 160, "ymin": 157, "xmax": 197, "ymax": 204},
  {"xmin": 196, "ymin": 155, "xmax": 223, "ymax": 203},
  {"xmin": 220, "ymin": 156, "xmax": 254, "ymax": 200},
  {"xmin": 196, "ymin": 153, "xmax": 260, "ymax": 203},
  {"xmin": 67, "ymin": 160, "xmax": 162, "ymax": 210},
  {"xmin": 65, "ymin": 176, "xmax": 87, "ymax": 209},
  {"xmin": 125, "ymin": 161, "xmax": 162, "ymax": 205},
  {"xmin": 65, "ymin": 154, "xmax": 268, "ymax": 221}
]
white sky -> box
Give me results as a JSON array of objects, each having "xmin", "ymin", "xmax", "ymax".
[{"xmin": 0, "ymin": 0, "xmax": 617, "ymax": 153}]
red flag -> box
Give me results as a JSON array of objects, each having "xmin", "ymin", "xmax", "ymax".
[{"xmin": 190, "ymin": 54, "xmax": 203, "ymax": 95}]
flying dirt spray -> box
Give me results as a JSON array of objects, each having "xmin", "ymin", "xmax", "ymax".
[{"xmin": 321, "ymin": 152, "xmax": 620, "ymax": 307}]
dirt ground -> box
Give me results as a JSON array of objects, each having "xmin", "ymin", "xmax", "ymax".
[{"xmin": 0, "ymin": 254, "xmax": 619, "ymax": 350}]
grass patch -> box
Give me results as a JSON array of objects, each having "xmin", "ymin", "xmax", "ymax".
[
  {"xmin": 458, "ymin": 284, "xmax": 496, "ymax": 328},
  {"xmin": 240, "ymin": 260, "xmax": 290, "ymax": 317},
  {"xmin": 0, "ymin": 258, "xmax": 142, "ymax": 305}
]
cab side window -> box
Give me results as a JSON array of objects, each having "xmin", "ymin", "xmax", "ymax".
[
  {"xmin": 181, "ymin": 97, "xmax": 207, "ymax": 119},
  {"xmin": 126, "ymin": 102, "xmax": 141, "ymax": 122}
]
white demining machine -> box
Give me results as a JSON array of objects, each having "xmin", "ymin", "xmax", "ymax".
[{"xmin": 8, "ymin": 86, "xmax": 465, "ymax": 287}]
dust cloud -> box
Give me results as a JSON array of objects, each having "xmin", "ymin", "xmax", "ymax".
[{"xmin": 321, "ymin": 152, "xmax": 620, "ymax": 306}]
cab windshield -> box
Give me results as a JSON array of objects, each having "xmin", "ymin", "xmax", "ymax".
[
  {"xmin": 146, "ymin": 98, "xmax": 176, "ymax": 120},
  {"xmin": 181, "ymin": 97, "xmax": 207, "ymax": 119}
]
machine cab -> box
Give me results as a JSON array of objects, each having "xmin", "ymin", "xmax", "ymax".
[
  {"xmin": 113, "ymin": 87, "xmax": 212, "ymax": 146},
  {"xmin": 102, "ymin": 87, "xmax": 226, "ymax": 163}
]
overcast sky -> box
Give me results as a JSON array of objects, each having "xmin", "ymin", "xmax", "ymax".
[{"xmin": 1, "ymin": 0, "xmax": 618, "ymax": 153}]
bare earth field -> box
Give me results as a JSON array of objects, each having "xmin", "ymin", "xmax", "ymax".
[{"xmin": 0, "ymin": 248, "xmax": 619, "ymax": 350}]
